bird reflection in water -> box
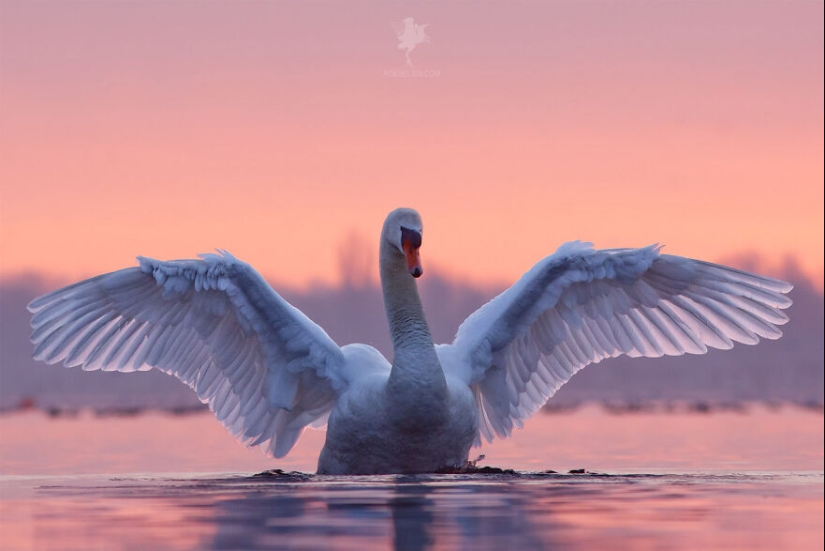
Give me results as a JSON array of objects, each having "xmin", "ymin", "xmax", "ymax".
[
  {"xmin": 205, "ymin": 473, "xmax": 551, "ymax": 550},
  {"xmin": 25, "ymin": 471, "xmax": 820, "ymax": 550}
]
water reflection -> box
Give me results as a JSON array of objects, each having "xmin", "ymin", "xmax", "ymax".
[
  {"xmin": 0, "ymin": 471, "xmax": 823, "ymax": 550},
  {"xmin": 206, "ymin": 474, "xmax": 555, "ymax": 550},
  {"xmin": 2, "ymin": 403, "xmax": 822, "ymax": 550},
  {"xmin": 11, "ymin": 471, "xmax": 819, "ymax": 551},
  {"xmin": 391, "ymin": 482, "xmax": 434, "ymax": 551}
]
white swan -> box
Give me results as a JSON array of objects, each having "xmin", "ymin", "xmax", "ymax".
[{"xmin": 28, "ymin": 208, "xmax": 792, "ymax": 474}]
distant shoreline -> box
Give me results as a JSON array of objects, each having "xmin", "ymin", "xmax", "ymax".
[{"xmin": 2, "ymin": 399, "xmax": 821, "ymax": 419}]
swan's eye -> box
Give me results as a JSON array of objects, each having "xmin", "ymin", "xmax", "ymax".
[{"xmin": 400, "ymin": 227, "xmax": 422, "ymax": 249}]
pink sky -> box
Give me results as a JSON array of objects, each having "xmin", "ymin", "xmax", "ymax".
[{"xmin": 1, "ymin": 1, "xmax": 822, "ymax": 289}]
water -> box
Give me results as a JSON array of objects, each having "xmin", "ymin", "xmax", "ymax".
[{"xmin": 1, "ymin": 405, "xmax": 822, "ymax": 550}]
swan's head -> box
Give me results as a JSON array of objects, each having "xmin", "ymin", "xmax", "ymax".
[{"xmin": 383, "ymin": 208, "xmax": 424, "ymax": 278}]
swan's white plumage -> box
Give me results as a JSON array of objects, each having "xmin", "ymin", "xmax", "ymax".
[
  {"xmin": 29, "ymin": 250, "xmax": 349, "ymax": 458},
  {"xmin": 28, "ymin": 210, "xmax": 792, "ymax": 473},
  {"xmin": 435, "ymin": 241, "xmax": 791, "ymax": 444}
]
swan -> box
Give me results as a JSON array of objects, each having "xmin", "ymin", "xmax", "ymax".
[{"xmin": 27, "ymin": 208, "xmax": 793, "ymax": 474}]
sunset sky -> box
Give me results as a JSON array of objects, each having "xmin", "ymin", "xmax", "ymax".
[{"xmin": 1, "ymin": 1, "xmax": 822, "ymax": 290}]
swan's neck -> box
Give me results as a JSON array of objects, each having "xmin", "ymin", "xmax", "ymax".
[{"xmin": 379, "ymin": 241, "xmax": 445, "ymax": 396}]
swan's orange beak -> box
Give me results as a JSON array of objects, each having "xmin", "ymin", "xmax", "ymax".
[
  {"xmin": 403, "ymin": 242, "xmax": 423, "ymax": 278},
  {"xmin": 401, "ymin": 228, "xmax": 423, "ymax": 278}
]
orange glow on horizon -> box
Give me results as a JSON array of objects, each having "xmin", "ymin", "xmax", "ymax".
[{"xmin": 1, "ymin": 2, "xmax": 822, "ymax": 290}]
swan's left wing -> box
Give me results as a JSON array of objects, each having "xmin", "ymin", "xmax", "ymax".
[
  {"xmin": 28, "ymin": 251, "xmax": 346, "ymax": 457},
  {"xmin": 438, "ymin": 242, "xmax": 792, "ymax": 444}
]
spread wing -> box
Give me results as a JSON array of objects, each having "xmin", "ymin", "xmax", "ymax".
[
  {"xmin": 28, "ymin": 251, "xmax": 346, "ymax": 457},
  {"xmin": 437, "ymin": 242, "xmax": 793, "ymax": 444}
]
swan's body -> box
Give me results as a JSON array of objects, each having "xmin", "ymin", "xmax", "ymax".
[{"xmin": 28, "ymin": 208, "xmax": 793, "ymax": 474}]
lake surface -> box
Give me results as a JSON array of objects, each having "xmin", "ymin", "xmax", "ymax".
[{"xmin": 1, "ymin": 405, "xmax": 822, "ymax": 550}]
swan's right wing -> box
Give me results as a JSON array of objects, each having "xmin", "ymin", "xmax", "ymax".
[
  {"xmin": 28, "ymin": 251, "xmax": 347, "ymax": 457},
  {"xmin": 438, "ymin": 242, "xmax": 792, "ymax": 445}
]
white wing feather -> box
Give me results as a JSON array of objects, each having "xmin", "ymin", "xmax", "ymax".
[
  {"xmin": 27, "ymin": 251, "xmax": 346, "ymax": 457},
  {"xmin": 438, "ymin": 242, "xmax": 793, "ymax": 445}
]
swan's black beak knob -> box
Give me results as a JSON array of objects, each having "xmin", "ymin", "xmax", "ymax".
[{"xmin": 401, "ymin": 227, "xmax": 423, "ymax": 279}]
